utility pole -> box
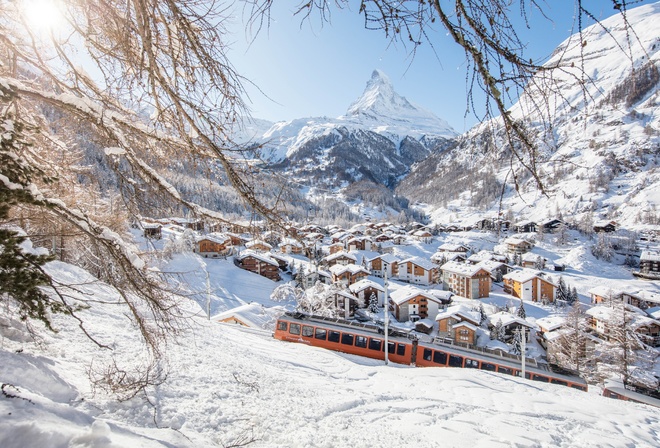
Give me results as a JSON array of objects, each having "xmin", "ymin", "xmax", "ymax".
[
  {"xmin": 520, "ymin": 326, "xmax": 526, "ymax": 379},
  {"xmin": 384, "ymin": 262, "xmax": 389, "ymax": 365}
]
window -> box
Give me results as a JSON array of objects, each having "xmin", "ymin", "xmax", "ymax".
[
  {"xmin": 369, "ymin": 338, "xmax": 382, "ymax": 351},
  {"xmin": 355, "ymin": 335, "xmax": 367, "ymax": 348},
  {"xmin": 315, "ymin": 328, "xmax": 327, "ymax": 340},
  {"xmin": 433, "ymin": 351, "xmax": 447, "ymax": 365},
  {"xmin": 465, "ymin": 358, "xmax": 479, "ymax": 368},
  {"xmin": 387, "ymin": 342, "xmax": 396, "ymax": 354},
  {"xmin": 341, "ymin": 333, "xmax": 354, "ymax": 346},
  {"xmin": 302, "ymin": 325, "xmax": 314, "ymax": 338},
  {"xmin": 448, "ymin": 354, "xmax": 463, "ymax": 367},
  {"xmin": 289, "ymin": 323, "xmax": 301, "ymax": 335},
  {"xmin": 498, "ymin": 366, "xmax": 513, "ymax": 375},
  {"xmin": 480, "ymin": 362, "xmax": 497, "ymax": 372},
  {"xmin": 328, "ymin": 331, "xmax": 340, "ymax": 343},
  {"xmin": 532, "ymin": 375, "xmax": 549, "ymax": 383},
  {"xmin": 397, "ymin": 343, "xmax": 406, "ymax": 356},
  {"xmin": 423, "ymin": 348, "xmax": 432, "ymax": 361},
  {"xmin": 550, "ymin": 379, "xmax": 568, "ymax": 386},
  {"xmin": 277, "ymin": 321, "xmax": 288, "ymax": 331}
]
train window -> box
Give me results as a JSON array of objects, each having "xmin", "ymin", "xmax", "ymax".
[
  {"xmin": 328, "ymin": 331, "xmax": 340, "ymax": 343},
  {"xmin": 480, "ymin": 362, "xmax": 496, "ymax": 371},
  {"xmin": 532, "ymin": 374, "xmax": 549, "ymax": 383},
  {"xmin": 302, "ymin": 326, "xmax": 314, "ymax": 337},
  {"xmin": 433, "ymin": 351, "xmax": 447, "ymax": 365},
  {"xmin": 448, "ymin": 354, "xmax": 463, "ymax": 367},
  {"xmin": 368, "ymin": 338, "xmax": 382, "ymax": 351},
  {"xmin": 289, "ymin": 323, "xmax": 301, "ymax": 335},
  {"xmin": 571, "ymin": 384, "xmax": 587, "ymax": 391},
  {"xmin": 497, "ymin": 366, "xmax": 513, "ymax": 375},
  {"xmin": 341, "ymin": 333, "xmax": 355, "ymax": 346},
  {"xmin": 550, "ymin": 379, "xmax": 568, "ymax": 386},
  {"xmin": 397, "ymin": 344, "xmax": 406, "ymax": 356},
  {"xmin": 423, "ymin": 348, "xmax": 432, "ymax": 361},
  {"xmin": 315, "ymin": 328, "xmax": 327, "ymax": 340},
  {"xmin": 465, "ymin": 359, "xmax": 479, "ymax": 369},
  {"xmin": 277, "ymin": 321, "xmax": 287, "ymax": 331},
  {"xmin": 355, "ymin": 336, "xmax": 367, "ymax": 348},
  {"xmin": 387, "ymin": 342, "xmax": 396, "ymax": 354}
]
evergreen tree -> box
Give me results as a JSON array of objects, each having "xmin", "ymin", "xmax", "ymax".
[
  {"xmin": 517, "ymin": 299, "xmax": 526, "ymax": 319},
  {"xmin": 478, "ymin": 302, "xmax": 488, "ymax": 326},
  {"xmin": 568, "ymin": 287, "xmax": 579, "ymax": 305},
  {"xmin": 557, "ymin": 276, "xmax": 569, "ymax": 302},
  {"xmin": 512, "ymin": 327, "xmax": 524, "ymax": 356},
  {"xmin": 1, "ymin": 96, "xmax": 58, "ymax": 329},
  {"xmin": 368, "ymin": 292, "xmax": 379, "ymax": 313}
]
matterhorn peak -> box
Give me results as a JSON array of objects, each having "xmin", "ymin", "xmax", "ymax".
[
  {"xmin": 343, "ymin": 70, "xmax": 456, "ymax": 138},
  {"xmin": 346, "ymin": 69, "xmax": 414, "ymax": 117}
]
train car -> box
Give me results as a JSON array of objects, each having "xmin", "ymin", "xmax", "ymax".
[
  {"xmin": 415, "ymin": 341, "xmax": 588, "ymax": 390},
  {"xmin": 274, "ymin": 312, "xmax": 413, "ymax": 365},
  {"xmin": 602, "ymin": 380, "xmax": 660, "ymax": 408},
  {"xmin": 274, "ymin": 312, "xmax": 589, "ymax": 391}
]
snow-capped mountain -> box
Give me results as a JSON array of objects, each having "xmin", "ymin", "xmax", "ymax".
[
  {"xmin": 398, "ymin": 2, "xmax": 660, "ymax": 230},
  {"xmin": 255, "ymin": 70, "xmax": 456, "ymax": 192}
]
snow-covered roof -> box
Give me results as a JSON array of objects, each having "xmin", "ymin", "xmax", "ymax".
[
  {"xmin": 437, "ymin": 243, "xmax": 469, "ymax": 252},
  {"xmin": 488, "ymin": 312, "xmax": 533, "ymax": 328},
  {"xmin": 521, "ymin": 252, "xmax": 543, "ymax": 262},
  {"xmin": 586, "ymin": 305, "xmax": 660, "ymax": 330},
  {"xmin": 400, "ymin": 256, "xmax": 436, "ymax": 271},
  {"xmin": 504, "ymin": 237, "xmax": 533, "ymax": 246},
  {"xmin": 640, "ymin": 250, "xmax": 660, "ymax": 262},
  {"xmin": 328, "ymin": 264, "xmax": 370, "ymax": 276},
  {"xmin": 348, "ymin": 279, "xmax": 385, "ymax": 294},
  {"xmin": 503, "ymin": 269, "xmax": 554, "ymax": 285},
  {"xmin": 535, "ymin": 315, "xmax": 566, "ymax": 332},
  {"xmin": 368, "ymin": 253, "xmax": 400, "ymax": 264},
  {"xmin": 389, "ymin": 285, "xmax": 436, "ymax": 305},
  {"xmin": 237, "ymin": 250, "xmax": 279, "ymax": 266},
  {"xmin": 440, "ymin": 260, "xmax": 488, "ymax": 277},
  {"xmin": 324, "ymin": 251, "xmax": 357, "ymax": 262},
  {"xmin": 434, "ymin": 304, "xmax": 480, "ymax": 325},
  {"xmin": 197, "ymin": 232, "xmax": 230, "ymax": 245},
  {"xmin": 212, "ymin": 303, "xmax": 274, "ymax": 329},
  {"xmin": 246, "ymin": 239, "xmax": 272, "ymax": 249},
  {"xmin": 587, "ymin": 285, "xmax": 623, "ymax": 298},
  {"xmin": 475, "ymin": 259, "xmax": 506, "ymax": 273},
  {"xmin": 452, "ymin": 321, "xmax": 478, "ymax": 331}
]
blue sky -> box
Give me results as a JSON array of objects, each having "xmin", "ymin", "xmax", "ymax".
[{"xmin": 228, "ymin": 1, "xmax": 656, "ymax": 133}]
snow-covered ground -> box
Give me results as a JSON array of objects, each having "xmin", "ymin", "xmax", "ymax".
[{"xmin": 2, "ymin": 231, "xmax": 660, "ymax": 447}]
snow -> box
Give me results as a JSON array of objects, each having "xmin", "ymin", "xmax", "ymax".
[{"xmin": 3, "ymin": 231, "xmax": 660, "ymax": 447}]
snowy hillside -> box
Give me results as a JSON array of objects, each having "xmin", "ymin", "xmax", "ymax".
[
  {"xmin": 399, "ymin": 2, "xmax": 660, "ymax": 230},
  {"xmin": 2, "ymin": 257, "xmax": 660, "ymax": 447}
]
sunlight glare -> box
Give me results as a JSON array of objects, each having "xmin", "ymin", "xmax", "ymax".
[{"xmin": 22, "ymin": 0, "xmax": 65, "ymax": 34}]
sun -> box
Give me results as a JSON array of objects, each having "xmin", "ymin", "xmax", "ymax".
[{"xmin": 22, "ymin": 0, "xmax": 65, "ymax": 34}]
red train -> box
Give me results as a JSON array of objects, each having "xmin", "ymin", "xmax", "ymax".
[
  {"xmin": 602, "ymin": 380, "xmax": 660, "ymax": 407},
  {"xmin": 274, "ymin": 312, "xmax": 588, "ymax": 391}
]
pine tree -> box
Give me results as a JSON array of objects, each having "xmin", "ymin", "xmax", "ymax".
[
  {"xmin": 557, "ymin": 276, "xmax": 569, "ymax": 302},
  {"xmin": 517, "ymin": 299, "xmax": 526, "ymax": 319},
  {"xmin": 478, "ymin": 302, "xmax": 487, "ymax": 326},
  {"xmin": 368, "ymin": 292, "xmax": 379, "ymax": 313}
]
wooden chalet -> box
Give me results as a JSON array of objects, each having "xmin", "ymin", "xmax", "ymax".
[
  {"xmin": 142, "ymin": 223, "xmax": 162, "ymax": 239},
  {"xmin": 398, "ymin": 257, "xmax": 439, "ymax": 285},
  {"xmin": 323, "ymin": 251, "xmax": 357, "ymax": 267},
  {"xmin": 328, "ymin": 264, "xmax": 369, "ymax": 286},
  {"xmin": 437, "ymin": 243, "xmax": 470, "ymax": 253},
  {"xmin": 503, "ymin": 269, "xmax": 556, "ymax": 303},
  {"xmin": 503, "ymin": 237, "xmax": 534, "ymax": 255},
  {"xmin": 412, "ymin": 229, "xmax": 434, "ymax": 244},
  {"xmin": 521, "ymin": 252, "xmax": 545, "ymax": 269},
  {"xmin": 638, "ymin": 250, "xmax": 660, "ymax": 278},
  {"xmin": 195, "ymin": 233, "xmax": 232, "ymax": 258},
  {"xmin": 440, "ymin": 261, "xmax": 491, "ymax": 299},
  {"xmin": 586, "ymin": 306, "xmax": 660, "ymax": 347},
  {"xmin": 512, "ymin": 220, "xmax": 537, "ymax": 233},
  {"xmin": 235, "ymin": 251, "xmax": 281, "ymax": 281},
  {"xmin": 487, "ymin": 312, "xmax": 533, "ymax": 343},
  {"xmin": 347, "ymin": 236, "xmax": 373, "ymax": 251},
  {"xmin": 348, "ymin": 279, "xmax": 385, "ymax": 307},
  {"xmin": 389, "ymin": 285, "xmax": 444, "ymax": 323},
  {"xmin": 593, "ymin": 220, "xmax": 617, "ymax": 233},
  {"xmin": 435, "ymin": 305, "xmax": 481, "ymax": 345},
  {"xmin": 245, "ymin": 239, "xmax": 272, "ymax": 252},
  {"xmin": 279, "ymin": 238, "xmax": 304, "ymax": 254},
  {"xmin": 368, "ymin": 254, "xmax": 399, "ymax": 278}
]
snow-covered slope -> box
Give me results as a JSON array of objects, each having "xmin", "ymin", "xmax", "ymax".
[
  {"xmin": 2, "ymin": 259, "xmax": 660, "ymax": 447},
  {"xmin": 399, "ymin": 2, "xmax": 660, "ymax": 229}
]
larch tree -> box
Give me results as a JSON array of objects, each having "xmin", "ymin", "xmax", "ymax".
[{"xmin": 550, "ymin": 300, "xmax": 591, "ymax": 376}]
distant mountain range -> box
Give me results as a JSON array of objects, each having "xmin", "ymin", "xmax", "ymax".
[
  {"xmin": 396, "ymin": 1, "xmax": 660, "ymax": 229},
  {"xmin": 243, "ymin": 70, "xmax": 456, "ymax": 193}
]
